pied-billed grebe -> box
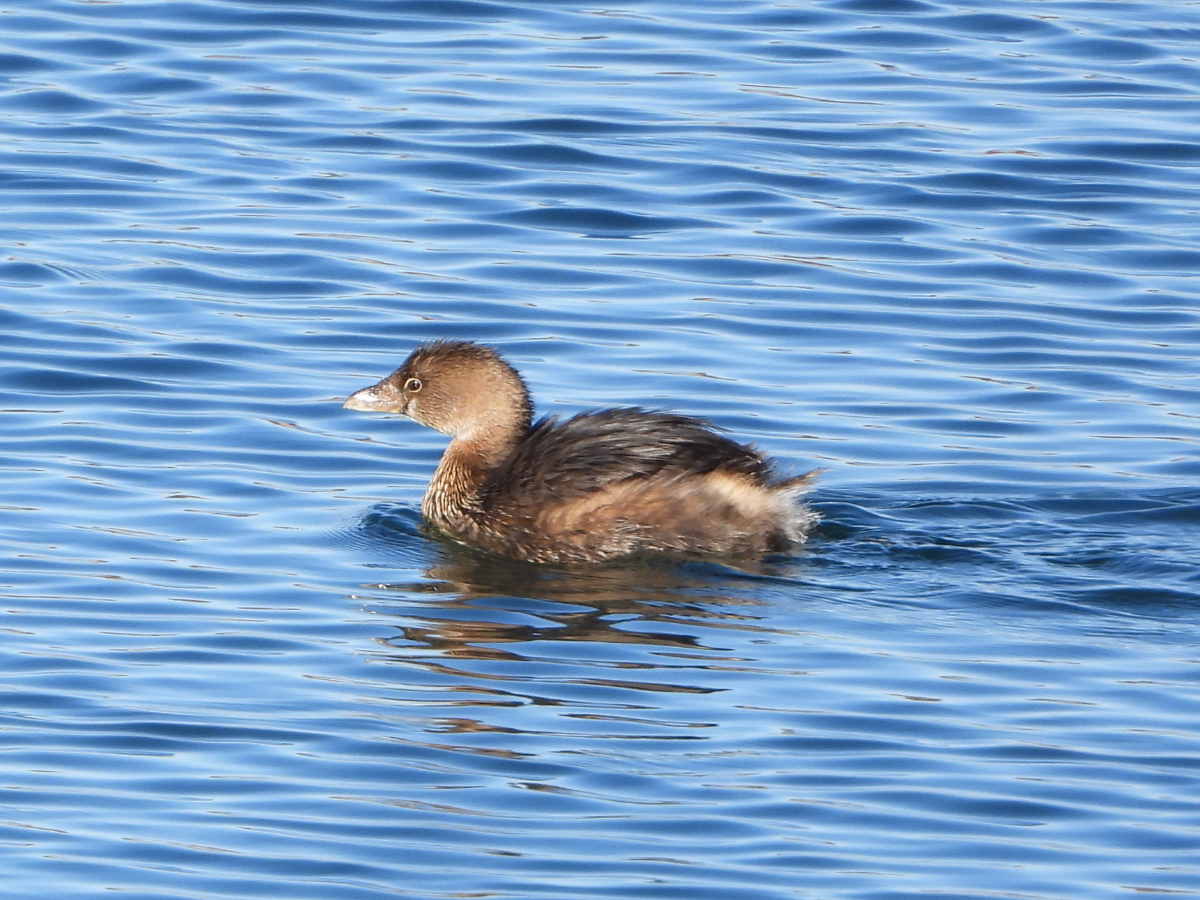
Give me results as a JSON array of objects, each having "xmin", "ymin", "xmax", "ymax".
[{"xmin": 344, "ymin": 340, "xmax": 818, "ymax": 564}]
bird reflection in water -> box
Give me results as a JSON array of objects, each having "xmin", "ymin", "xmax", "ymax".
[{"xmin": 352, "ymin": 503, "xmax": 805, "ymax": 666}]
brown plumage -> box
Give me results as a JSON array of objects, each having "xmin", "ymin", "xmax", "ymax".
[{"xmin": 344, "ymin": 340, "xmax": 818, "ymax": 564}]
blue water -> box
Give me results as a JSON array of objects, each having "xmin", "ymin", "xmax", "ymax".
[{"xmin": 3, "ymin": 1, "xmax": 1199, "ymax": 897}]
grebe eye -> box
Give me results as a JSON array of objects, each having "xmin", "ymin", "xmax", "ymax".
[{"xmin": 404, "ymin": 377, "xmax": 422, "ymax": 393}]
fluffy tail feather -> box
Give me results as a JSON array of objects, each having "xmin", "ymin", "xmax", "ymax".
[{"xmin": 775, "ymin": 469, "xmax": 823, "ymax": 543}]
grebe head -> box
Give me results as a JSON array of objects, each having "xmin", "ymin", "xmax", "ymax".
[{"xmin": 344, "ymin": 340, "xmax": 532, "ymax": 440}]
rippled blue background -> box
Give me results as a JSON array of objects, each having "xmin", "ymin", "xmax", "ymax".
[{"xmin": 2, "ymin": 1, "xmax": 1199, "ymax": 898}]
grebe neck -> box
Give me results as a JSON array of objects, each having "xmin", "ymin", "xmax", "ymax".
[{"xmin": 421, "ymin": 428, "xmax": 521, "ymax": 527}]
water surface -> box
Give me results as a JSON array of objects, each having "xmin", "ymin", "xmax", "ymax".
[{"xmin": 2, "ymin": 1, "xmax": 1199, "ymax": 898}]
